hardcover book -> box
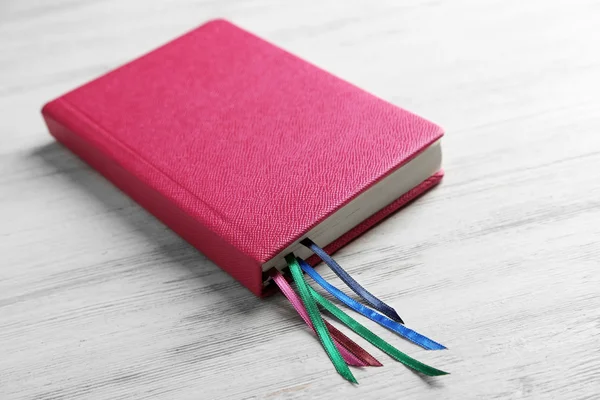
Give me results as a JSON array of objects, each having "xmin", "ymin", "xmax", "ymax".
[{"xmin": 41, "ymin": 19, "xmax": 444, "ymax": 297}]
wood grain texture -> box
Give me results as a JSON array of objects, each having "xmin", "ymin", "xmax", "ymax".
[{"xmin": 1, "ymin": 0, "xmax": 600, "ymax": 399}]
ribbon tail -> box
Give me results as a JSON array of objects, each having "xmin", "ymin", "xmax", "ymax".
[
  {"xmin": 324, "ymin": 320, "xmax": 383, "ymax": 367},
  {"xmin": 272, "ymin": 270, "xmax": 380, "ymax": 367},
  {"xmin": 299, "ymin": 258, "xmax": 447, "ymax": 351},
  {"xmin": 301, "ymin": 238, "xmax": 404, "ymax": 323},
  {"xmin": 286, "ymin": 254, "xmax": 358, "ymax": 383},
  {"xmin": 308, "ymin": 285, "xmax": 449, "ymax": 376}
]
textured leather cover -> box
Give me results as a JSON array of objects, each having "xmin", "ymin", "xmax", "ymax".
[{"xmin": 41, "ymin": 19, "xmax": 444, "ymax": 296}]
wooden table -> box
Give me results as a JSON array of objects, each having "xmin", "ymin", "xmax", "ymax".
[{"xmin": 2, "ymin": 1, "xmax": 600, "ymax": 398}]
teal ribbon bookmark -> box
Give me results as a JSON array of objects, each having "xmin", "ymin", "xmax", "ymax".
[
  {"xmin": 286, "ymin": 254, "xmax": 358, "ymax": 384},
  {"xmin": 308, "ymin": 285, "xmax": 449, "ymax": 376},
  {"xmin": 271, "ymin": 270, "xmax": 382, "ymax": 367}
]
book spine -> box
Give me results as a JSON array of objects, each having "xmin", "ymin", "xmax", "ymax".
[{"xmin": 41, "ymin": 99, "xmax": 264, "ymax": 296}]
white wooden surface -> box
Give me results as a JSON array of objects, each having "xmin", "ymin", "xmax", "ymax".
[{"xmin": 2, "ymin": 1, "xmax": 600, "ymax": 399}]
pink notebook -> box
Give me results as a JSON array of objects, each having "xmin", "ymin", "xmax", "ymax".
[{"xmin": 42, "ymin": 19, "xmax": 444, "ymax": 297}]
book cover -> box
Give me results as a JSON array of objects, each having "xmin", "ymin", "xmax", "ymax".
[{"xmin": 41, "ymin": 19, "xmax": 444, "ymax": 297}]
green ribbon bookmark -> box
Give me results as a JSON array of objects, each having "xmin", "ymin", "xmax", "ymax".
[
  {"xmin": 286, "ymin": 254, "xmax": 358, "ymax": 384},
  {"xmin": 308, "ymin": 285, "xmax": 449, "ymax": 377}
]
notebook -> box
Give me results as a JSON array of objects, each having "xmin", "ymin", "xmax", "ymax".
[{"xmin": 42, "ymin": 19, "xmax": 448, "ymax": 382}]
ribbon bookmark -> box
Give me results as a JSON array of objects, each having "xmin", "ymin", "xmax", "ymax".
[
  {"xmin": 308, "ymin": 285, "xmax": 449, "ymax": 376},
  {"xmin": 286, "ymin": 254, "xmax": 358, "ymax": 384},
  {"xmin": 301, "ymin": 238, "xmax": 404, "ymax": 323},
  {"xmin": 299, "ymin": 258, "xmax": 447, "ymax": 350},
  {"xmin": 271, "ymin": 270, "xmax": 382, "ymax": 367}
]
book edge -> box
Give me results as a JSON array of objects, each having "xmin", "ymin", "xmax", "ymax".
[
  {"xmin": 41, "ymin": 100, "xmax": 265, "ymax": 296},
  {"xmin": 260, "ymin": 169, "xmax": 444, "ymax": 296}
]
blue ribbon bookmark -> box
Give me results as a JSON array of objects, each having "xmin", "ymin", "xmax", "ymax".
[
  {"xmin": 301, "ymin": 238, "xmax": 404, "ymax": 323},
  {"xmin": 298, "ymin": 258, "xmax": 446, "ymax": 351}
]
